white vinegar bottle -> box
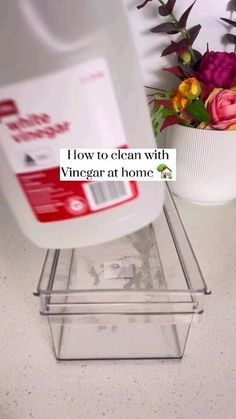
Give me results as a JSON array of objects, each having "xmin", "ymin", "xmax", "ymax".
[{"xmin": 0, "ymin": 0, "xmax": 164, "ymax": 248}]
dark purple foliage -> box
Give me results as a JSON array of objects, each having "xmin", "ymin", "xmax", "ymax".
[
  {"xmin": 161, "ymin": 39, "xmax": 192, "ymax": 57},
  {"xmin": 225, "ymin": 33, "xmax": 236, "ymax": 43},
  {"xmin": 163, "ymin": 66, "xmax": 186, "ymax": 78},
  {"xmin": 227, "ymin": 0, "xmax": 236, "ymax": 11},
  {"xmin": 159, "ymin": 0, "xmax": 176, "ymax": 16},
  {"xmin": 220, "ymin": 17, "xmax": 236, "ymax": 28},
  {"xmin": 137, "ymin": 0, "xmax": 153, "ymax": 10},
  {"xmin": 161, "ymin": 115, "xmax": 181, "ymax": 130},
  {"xmin": 179, "ymin": 1, "xmax": 196, "ymax": 28},
  {"xmin": 188, "ymin": 24, "xmax": 202, "ymax": 44},
  {"xmin": 151, "ymin": 22, "xmax": 179, "ymax": 34}
]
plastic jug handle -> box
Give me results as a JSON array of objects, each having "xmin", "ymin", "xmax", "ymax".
[{"xmin": 20, "ymin": 0, "xmax": 88, "ymax": 53}]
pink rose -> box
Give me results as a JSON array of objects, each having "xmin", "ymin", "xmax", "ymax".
[{"xmin": 206, "ymin": 88, "xmax": 236, "ymax": 130}]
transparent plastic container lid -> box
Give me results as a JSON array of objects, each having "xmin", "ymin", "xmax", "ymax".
[{"xmin": 36, "ymin": 187, "xmax": 210, "ymax": 317}]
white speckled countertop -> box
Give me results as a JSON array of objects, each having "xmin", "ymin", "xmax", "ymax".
[{"xmin": 0, "ymin": 192, "xmax": 236, "ymax": 419}]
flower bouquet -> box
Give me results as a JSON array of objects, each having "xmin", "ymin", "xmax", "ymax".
[
  {"xmin": 137, "ymin": 0, "xmax": 236, "ymax": 134},
  {"xmin": 137, "ymin": 0, "xmax": 236, "ymax": 205}
]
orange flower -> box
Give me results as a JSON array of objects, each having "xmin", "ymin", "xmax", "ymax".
[
  {"xmin": 228, "ymin": 124, "xmax": 236, "ymax": 131},
  {"xmin": 178, "ymin": 77, "xmax": 201, "ymax": 100},
  {"xmin": 172, "ymin": 92, "xmax": 189, "ymax": 112}
]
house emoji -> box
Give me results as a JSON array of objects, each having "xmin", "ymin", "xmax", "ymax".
[
  {"xmin": 161, "ymin": 166, "xmax": 172, "ymax": 179},
  {"xmin": 157, "ymin": 164, "xmax": 172, "ymax": 179}
]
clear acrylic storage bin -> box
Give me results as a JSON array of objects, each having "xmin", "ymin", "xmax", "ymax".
[{"xmin": 35, "ymin": 188, "xmax": 210, "ymax": 360}]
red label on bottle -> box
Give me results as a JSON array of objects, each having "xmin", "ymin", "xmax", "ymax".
[
  {"xmin": 0, "ymin": 58, "xmax": 139, "ymax": 222},
  {"xmin": 17, "ymin": 167, "xmax": 138, "ymax": 222}
]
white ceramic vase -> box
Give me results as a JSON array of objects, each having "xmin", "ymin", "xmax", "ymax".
[{"xmin": 163, "ymin": 125, "xmax": 236, "ymax": 205}]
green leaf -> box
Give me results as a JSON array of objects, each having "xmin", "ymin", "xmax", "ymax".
[
  {"xmin": 152, "ymin": 108, "xmax": 164, "ymax": 137},
  {"xmin": 187, "ymin": 100, "xmax": 211, "ymax": 123},
  {"xmin": 154, "ymin": 92, "xmax": 172, "ymax": 100},
  {"xmin": 160, "ymin": 108, "xmax": 176, "ymax": 118}
]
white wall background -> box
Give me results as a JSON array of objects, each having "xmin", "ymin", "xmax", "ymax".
[{"xmin": 125, "ymin": 0, "xmax": 236, "ymax": 86}]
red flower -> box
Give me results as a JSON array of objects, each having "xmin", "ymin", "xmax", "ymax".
[{"xmin": 194, "ymin": 51, "xmax": 236, "ymax": 89}]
